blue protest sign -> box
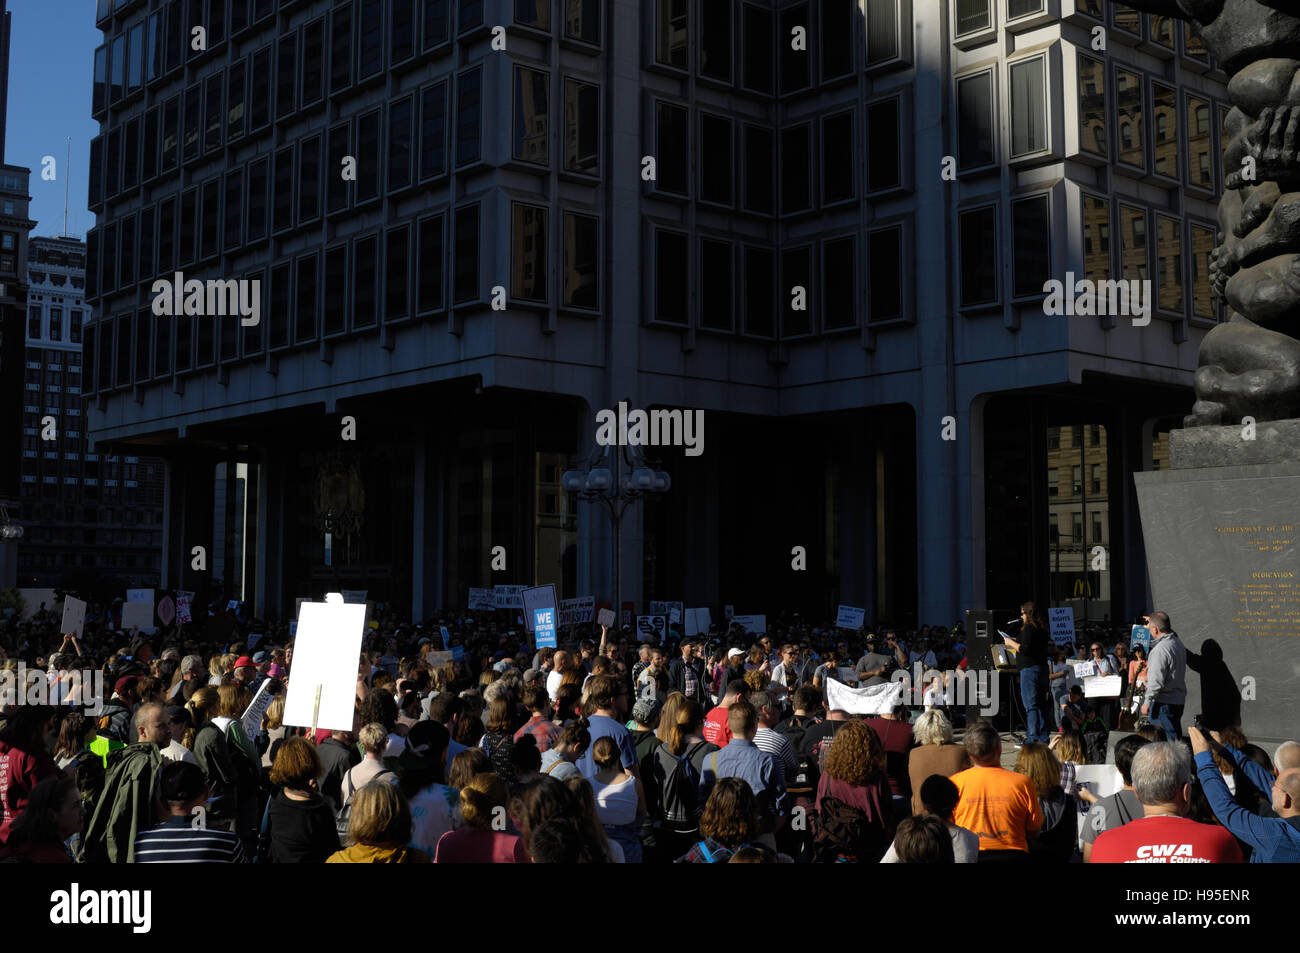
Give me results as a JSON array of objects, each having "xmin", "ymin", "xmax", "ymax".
[{"xmin": 534, "ymin": 607, "xmax": 558, "ymax": 649}]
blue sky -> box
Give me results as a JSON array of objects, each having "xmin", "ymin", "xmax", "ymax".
[{"xmin": 5, "ymin": 1, "xmax": 101, "ymax": 240}]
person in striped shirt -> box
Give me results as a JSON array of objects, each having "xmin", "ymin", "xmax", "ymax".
[{"xmin": 134, "ymin": 762, "xmax": 246, "ymax": 863}]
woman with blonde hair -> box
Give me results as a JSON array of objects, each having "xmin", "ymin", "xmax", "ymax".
[
  {"xmin": 433, "ymin": 773, "xmax": 528, "ymax": 862},
  {"xmin": 1050, "ymin": 727, "xmax": 1087, "ymax": 798},
  {"xmin": 645, "ymin": 696, "xmax": 717, "ymax": 861},
  {"xmin": 207, "ymin": 655, "xmax": 225, "ymax": 686},
  {"xmin": 906, "ymin": 709, "xmax": 971, "ymax": 815},
  {"xmin": 1014, "ymin": 741, "xmax": 1076, "ymax": 862},
  {"xmin": 186, "ymin": 687, "xmax": 239, "ymax": 828},
  {"xmin": 261, "ymin": 695, "xmax": 287, "ymax": 770},
  {"xmin": 326, "ymin": 781, "xmax": 429, "ymax": 863}
]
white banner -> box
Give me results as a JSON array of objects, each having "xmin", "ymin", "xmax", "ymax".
[{"xmin": 826, "ymin": 677, "xmax": 903, "ymax": 715}]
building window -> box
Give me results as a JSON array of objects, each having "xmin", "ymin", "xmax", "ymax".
[
  {"xmin": 741, "ymin": 3, "xmax": 772, "ymax": 93},
  {"xmin": 417, "ymin": 214, "xmax": 444, "ymax": 313},
  {"xmin": 959, "ymin": 205, "xmax": 998, "ymax": 307},
  {"xmin": 1092, "ymin": 511, "xmax": 1103, "ymax": 543},
  {"xmin": 655, "ymin": 101, "xmax": 689, "ymax": 195},
  {"xmin": 273, "ymin": 146, "xmax": 294, "ymax": 233},
  {"xmin": 955, "ymin": 0, "xmax": 991, "ymax": 37},
  {"xmin": 1113, "ymin": 4, "xmax": 1140, "ymax": 36},
  {"xmin": 822, "ymin": 111, "xmax": 854, "ymax": 204},
  {"xmin": 1011, "ymin": 195, "xmax": 1051, "ymax": 299},
  {"xmin": 700, "ymin": 113, "xmax": 733, "ymax": 206},
  {"xmin": 563, "ymin": 79, "xmax": 599, "ymax": 175},
  {"xmin": 324, "ymin": 245, "xmax": 348, "ymax": 334},
  {"xmin": 867, "ymin": 225, "xmax": 903, "ymax": 322},
  {"xmin": 250, "ymin": 47, "xmax": 271, "ymax": 130},
  {"xmin": 1008, "ymin": 0, "xmax": 1044, "ymax": 19},
  {"xmin": 277, "ymin": 33, "xmax": 297, "ymax": 120},
  {"xmin": 821, "ymin": 0, "xmax": 853, "ymax": 79},
  {"xmin": 300, "ymin": 135, "xmax": 321, "ymax": 223},
  {"xmin": 94, "ymin": 45, "xmax": 107, "ymax": 114},
  {"xmin": 700, "ymin": 238, "xmax": 733, "ymax": 331},
  {"xmin": 419, "ymin": 83, "xmax": 448, "ymax": 180},
  {"xmin": 183, "ymin": 82, "xmax": 201, "ymax": 162},
  {"xmin": 1157, "ymin": 215, "xmax": 1184, "ymax": 313},
  {"xmin": 453, "ymin": 204, "xmax": 481, "ymax": 303},
  {"xmin": 654, "ymin": 229, "xmax": 688, "ymax": 324},
  {"xmin": 1071, "ymin": 464, "xmax": 1082, "ymax": 495},
  {"xmin": 161, "ymin": 96, "xmax": 179, "ymax": 173},
  {"xmin": 743, "ymin": 125, "xmax": 773, "ymax": 214},
  {"xmin": 327, "ymin": 122, "xmax": 350, "ymax": 212},
  {"xmin": 356, "ymin": 109, "xmax": 382, "ymax": 202},
  {"xmin": 115, "ymin": 315, "xmax": 131, "ymax": 387},
  {"xmin": 1120, "ymin": 205, "xmax": 1149, "ymax": 282},
  {"xmin": 1082, "ymin": 194, "xmax": 1109, "ymax": 282},
  {"xmin": 822, "ymin": 237, "xmax": 856, "ymax": 330},
  {"xmin": 247, "ymin": 157, "xmax": 269, "ymax": 242},
  {"xmin": 1079, "ymin": 55, "xmax": 1106, "ymax": 158},
  {"xmin": 1009, "ymin": 56, "xmax": 1047, "ymax": 157},
  {"xmin": 200, "ymin": 178, "xmax": 220, "ymax": 260},
  {"xmin": 106, "ymin": 126, "xmax": 121, "ymax": 198},
  {"xmin": 779, "ymin": 3, "xmax": 809, "ymax": 93},
  {"xmin": 1190, "ymin": 222, "xmax": 1215, "ymax": 322},
  {"xmin": 143, "ymin": 107, "xmax": 159, "ymax": 181},
  {"xmin": 358, "ymin": 0, "xmax": 384, "ymax": 79},
  {"xmin": 153, "ymin": 311, "xmax": 169, "ymax": 376},
  {"xmin": 780, "ymin": 123, "xmax": 811, "ymax": 214},
  {"xmin": 562, "ymin": 211, "xmax": 598, "ymax": 310},
  {"xmin": 385, "ymin": 227, "xmax": 410, "ymax": 322},
  {"xmin": 388, "ymin": 96, "xmax": 414, "ymax": 190},
  {"xmin": 1188, "ymin": 96, "xmax": 1212, "ymax": 190},
  {"xmin": 957, "ymin": 71, "xmax": 995, "ymax": 170},
  {"xmin": 224, "ymin": 169, "xmax": 243, "ymax": 249},
  {"xmin": 512, "ymin": 204, "xmax": 548, "ymax": 303},
  {"xmin": 71, "ymin": 311, "xmax": 83, "ymax": 345},
  {"xmin": 656, "ymin": 0, "xmax": 688, "ymax": 69},
  {"xmin": 866, "ymin": 98, "xmax": 901, "ymax": 192},
  {"xmin": 297, "ymin": 254, "xmax": 319, "ymax": 342},
  {"xmin": 122, "ymin": 117, "xmax": 141, "ymax": 191},
  {"xmin": 111, "ymin": 33, "xmax": 125, "ymax": 103},
  {"xmin": 513, "ymin": 67, "xmax": 549, "ymax": 166},
  {"xmin": 743, "ymin": 246, "xmax": 774, "ymax": 337},
  {"xmin": 89, "ymin": 136, "xmax": 104, "ymax": 207},
  {"xmin": 515, "ymin": 0, "xmax": 550, "ymax": 31},
  {"xmin": 135, "ymin": 310, "xmax": 151, "ymax": 381},
  {"xmin": 865, "ymin": 0, "xmax": 901, "ymax": 67},
  {"xmin": 164, "ymin": 0, "xmax": 185, "ymax": 73},
  {"xmin": 1115, "ymin": 67, "xmax": 1145, "ymax": 169},
  {"xmin": 27, "ymin": 306, "xmax": 41, "ymax": 339},
  {"xmin": 1153, "ymin": 83, "xmax": 1178, "ymax": 179},
  {"xmin": 392, "ymin": 0, "xmax": 417, "ymax": 61},
  {"xmin": 158, "ymin": 196, "xmax": 176, "ymax": 273},
  {"xmin": 269, "ymin": 262, "xmax": 290, "ymax": 349},
  {"xmin": 564, "ymin": 0, "xmax": 599, "ymax": 44},
  {"xmin": 459, "ymin": 0, "xmax": 484, "ymax": 33},
  {"xmin": 1048, "ymin": 468, "xmax": 1058, "ymax": 497},
  {"xmin": 301, "ymin": 19, "xmax": 325, "ymax": 107},
  {"xmin": 456, "ymin": 67, "xmax": 483, "ymax": 166},
  {"xmin": 179, "ymin": 190, "xmax": 197, "ymax": 266},
  {"xmin": 782, "ymin": 246, "xmax": 813, "ymax": 336},
  {"xmin": 331, "ymin": 2, "xmax": 353, "ymax": 93},
  {"xmin": 700, "ymin": 0, "xmax": 731, "ymax": 81},
  {"xmin": 424, "ymin": 0, "xmax": 451, "ymax": 49}
]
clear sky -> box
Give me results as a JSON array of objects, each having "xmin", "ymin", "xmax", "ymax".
[{"xmin": 5, "ymin": 1, "xmax": 101, "ymax": 240}]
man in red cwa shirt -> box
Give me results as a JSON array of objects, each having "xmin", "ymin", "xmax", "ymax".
[{"xmin": 1090, "ymin": 741, "xmax": 1242, "ymax": 864}]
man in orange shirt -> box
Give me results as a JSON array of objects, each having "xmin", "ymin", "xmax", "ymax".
[{"xmin": 951, "ymin": 720, "xmax": 1042, "ymax": 862}]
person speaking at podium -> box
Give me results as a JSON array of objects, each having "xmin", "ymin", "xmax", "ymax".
[{"xmin": 1002, "ymin": 604, "xmax": 1050, "ymax": 745}]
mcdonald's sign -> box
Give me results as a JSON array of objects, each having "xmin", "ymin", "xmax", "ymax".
[{"xmin": 1073, "ymin": 578, "xmax": 1092, "ymax": 598}]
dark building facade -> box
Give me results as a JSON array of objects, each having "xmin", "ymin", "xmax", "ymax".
[{"xmin": 84, "ymin": 1, "xmax": 1223, "ymax": 626}]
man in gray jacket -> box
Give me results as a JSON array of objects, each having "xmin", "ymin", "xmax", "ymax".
[{"xmin": 1140, "ymin": 611, "xmax": 1187, "ymax": 740}]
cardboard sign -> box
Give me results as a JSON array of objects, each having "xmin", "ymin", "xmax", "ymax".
[
  {"xmin": 439, "ymin": 626, "xmax": 451, "ymax": 649},
  {"xmin": 534, "ymin": 607, "xmax": 558, "ymax": 649},
  {"xmin": 597, "ymin": 608, "xmax": 616, "ymax": 628},
  {"xmin": 493, "ymin": 585, "xmax": 525, "ymax": 609},
  {"xmin": 684, "ymin": 607, "xmax": 712, "ymax": 637},
  {"xmin": 560, "ymin": 596, "xmax": 595, "ymax": 627},
  {"xmin": 246, "ymin": 632, "xmax": 264, "ymax": 653},
  {"xmin": 468, "ymin": 588, "xmax": 496, "ymax": 610},
  {"xmin": 836, "ymin": 605, "xmax": 866, "ymax": 630},
  {"xmin": 175, "ymin": 595, "xmax": 192, "ymax": 625},
  {"xmin": 157, "ymin": 596, "xmax": 176, "ymax": 626},
  {"xmin": 636, "ymin": 615, "xmax": 667, "ymax": 643},
  {"xmin": 126, "ymin": 588, "xmax": 153, "ymax": 604},
  {"xmin": 731, "ymin": 614, "xmax": 767, "ymax": 634},
  {"xmin": 1074, "ymin": 660, "xmax": 1098, "ymax": 679},
  {"xmin": 283, "ymin": 601, "xmax": 367, "ymax": 732},
  {"xmin": 241, "ymin": 679, "xmax": 275, "ymax": 741},
  {"xmin": 1083, "ymin": 674, "xmax": 1123, "ymax": 698},
  {"xmin": 1130, "ymin": 625, "xmax": 1151, "ymax": 654},
  {"xmin": 60, "ymin": 597, "xmax": 87, "ymax": 637},
  {"xmin": 121, "ymin": 601, "xmax": 156, "ymax": 634},
  {"xmin": 1048, "ymin": 607, "xmax": 1076, "ymax": 646},
  {"xmin": 522, "ymin": 585, "xmax": 559, "ymax": 634}
]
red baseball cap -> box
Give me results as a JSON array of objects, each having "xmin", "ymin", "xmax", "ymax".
[{"xmin": 233, "ymin": 656, "xmax": 256, "ymax": 670}]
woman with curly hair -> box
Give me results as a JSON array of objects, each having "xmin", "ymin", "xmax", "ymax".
[
  {"xmin": 812, "ymin": 719, "xmax": 895, "ymax": 862},
  {"xmin": 676, "ymin": 777, "xmax": 759, "ymax": 863}
]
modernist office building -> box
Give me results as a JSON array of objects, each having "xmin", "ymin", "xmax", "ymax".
[
  {"xmin": 85, "ymin": 0, "xmax": 1226, "ymax": 626},
  {"xmin": 17, "ymin": 237, "xmax": 165, "ymax": 591}
]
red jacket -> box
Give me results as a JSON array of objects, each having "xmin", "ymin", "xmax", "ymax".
[{"xmin": 0, "ymin": 741, "xmax": 59, "ymax": 844}]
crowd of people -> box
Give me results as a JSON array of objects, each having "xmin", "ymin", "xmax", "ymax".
[{"xmin": 0, "ymin": 596, "xmax": 1296, "ymax": 863}]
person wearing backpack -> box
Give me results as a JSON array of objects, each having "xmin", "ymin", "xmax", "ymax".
[
  {"xmin": 643, "ymin": 698, "xmax": 717, "ymax": 862},
  {"xmin": 342, "ymin": 723, "xmax": 394, "ymax": 805}
]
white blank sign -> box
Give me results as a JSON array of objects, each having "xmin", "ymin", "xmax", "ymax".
[{"xmin": 283, "ymin": 601, "xmax": 366, "ymax": 732}]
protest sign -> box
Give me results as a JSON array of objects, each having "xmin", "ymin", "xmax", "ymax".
[
  {"xmin": 522, "ymin": 585, "xmax": 559, "ymax": 634},
  {"xmin": 493, "ymin": 585, "xmax": 525, "ymax": 609},
  {"xmin": 1048, "ymin": 607, "xmax": 1076, "ymax": 646},
  {"xmin": 468, "ymin": 588, "xmax": 496, "ymax": 610},
  {"xmin": 241, "ymin": 679, "xmax": 274, "ymax": 741},
  {"xmin": 439, "ymin": 626, "xmax": 450, "ymax": 649},
  {"xmin": 826, "ymin": 677, "xmax": 903, "ymax": 715},
  {"xmin": 669, "ymin": 606, "xmax": 681, "ymax": 624},
  {"xmin": 1130, "ymin": 625, "xmax": 1151, "ymax": 654},
  {"xmin": 683, "ymin": 608, "xmax": 712, "ymax": 637},
  {"xmin": 597, "ymin": 608, "xmax": 616, "ymax": 628},
  {"xmin": 1084, "ymin": 675, "xmax": 1123, "ymax": 698},
  {"xmin": 175, "ymin": 595, "xmax": 192, "ymax": 625},
  {"xmin": 1074, "ymin": 660, "xmax": 1097, "ymax": 679},
  {"xmin": 560, "ymin": 596, "xmax": 595, "ymax": 627},
  {"xmin": 452, "ymin": 645, "xmax": 464, "ymax": 662},
  {"xmin": 535, "ymin": 607, "xmax": 558, "ymax": 649},
  {"xmin": 283, "ymin": 601, "xmax": 367, "ymax": 732},
  {"xmin": 246, "ymin": 632, "xmax": 264, "ymax": 653},
  {"xmin": 121, "ymin": 601, "xmax": 156, "ymax": 634},
  {"xmin": 636, "ymin": 615, "xmax": 667, "ymax": 643},
  {"xmin": 731, "ymin": 614, "xmax": 767, "ymax": 634},
  {"xmin": 835, "ymin": 605, "xmax": 866, "ymax": 630},
  {"xmin": 157, "ymin": 596, "xmax": 175, "ymax": 626},
  {"xmin": 649, "ymin": 601, "xmax": 683, "ymax": 619},
  {"xmin": 427, "ymin": 650, "xmax": 453, "ymax": 667},
  {"xmin": 60, "ymin": 597, "xmax": 86, "ymax": 638},
  {"xmin": 126, "ymin": 589, "xmax": 153, "ymax": 604}
]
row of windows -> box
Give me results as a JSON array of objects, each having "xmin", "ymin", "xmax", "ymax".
[{"xmin": 26, "ymin": 307, "xmax": 85, "ymax": 344}]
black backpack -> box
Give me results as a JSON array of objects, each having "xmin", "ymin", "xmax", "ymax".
[
  {"xmin": 781, "ymin": 714, "xmax": 822, "ymax": 794},
  {"xmin": 810, "ymin": 795, "xmax": 883, "ymax": 864},
  {"xmin": 654, "ymin": 741, "xmax": 708, "ymax": 827}
]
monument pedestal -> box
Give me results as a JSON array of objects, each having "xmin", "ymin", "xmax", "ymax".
[
  {"xmin": 1170, "ymin": 420, "xmax": 1300, "ymax": 469},
  {"xmin": 1134, "ymin": 462, "xmax": 1300, "ymax": 742}
]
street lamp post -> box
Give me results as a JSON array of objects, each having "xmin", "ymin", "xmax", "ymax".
[{"xmin": 563, "ymin": 441, "xmax": 670, "ymax": 628}]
